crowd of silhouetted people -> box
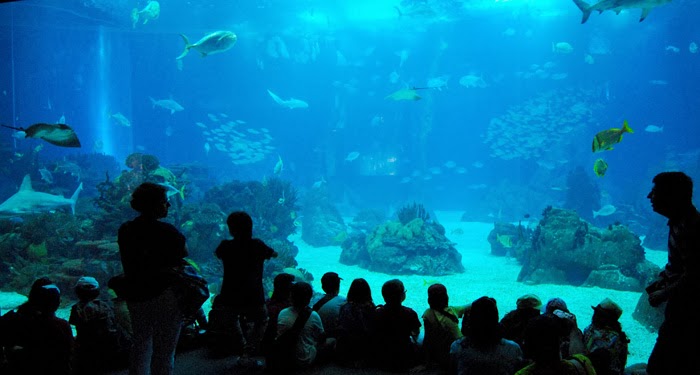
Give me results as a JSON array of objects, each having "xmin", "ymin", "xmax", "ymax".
[{"xmin": 0, "ymin": 171, "xmax": 698, "ymax": 375}]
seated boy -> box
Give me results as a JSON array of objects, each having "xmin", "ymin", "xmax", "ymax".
[{"xmin": 372, "ymin": 279, "xmax": 422, "ymax": 372}]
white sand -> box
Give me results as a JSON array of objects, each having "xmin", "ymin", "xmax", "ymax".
[{"xmin": 294, "ymin": 211, "xmax": 662, "ymax": 366}]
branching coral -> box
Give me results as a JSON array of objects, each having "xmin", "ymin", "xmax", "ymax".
[{"xmin": 397, "ymin": 202, "xmax": 430, "ymax": 225}]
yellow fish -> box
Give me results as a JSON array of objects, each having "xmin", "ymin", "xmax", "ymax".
[
  {"xmin": 385, "ymin": 88, "xmax": 422, "ymax": 101},
  {"xmin": 592, "ymin": 120, "xmax": 633, "ymax": 152},
  {"xmin": 496, "ymin": 234, "xmax": 513, "ymax": 248},
  {"xmin": 593, "ymin": 158, "xmax": 608, "ymax": 177}
]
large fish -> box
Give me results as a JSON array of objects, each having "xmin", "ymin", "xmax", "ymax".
[
  {"xmin": 267, "ymin": 89, "xmax": 308, "ymax": 109},
  {"xmin": 149, "ymin": 97, "xmax": 184, "ymax": 114},
  {"xmin": 592, "ymin": 120, "xmax": 633, "ymax": 152},
  {"xmin": 0, "ymin": 175, "xmax": 83, "ymax": 216},
  {"xmin": 572, "ymin": 0, "xmax": 672, "ymax": 24},
  {"xmin": 176, "ymin": 31, "xmax": 237, "ymax": 60},
  {"xmin": 2, "ymin": 123, "xmax": 81, "ymax": 147}
]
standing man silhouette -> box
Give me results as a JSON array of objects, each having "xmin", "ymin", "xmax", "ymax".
[{"xmin": 645, "ymin": 172, "xmax": 700, "ymax": 374}]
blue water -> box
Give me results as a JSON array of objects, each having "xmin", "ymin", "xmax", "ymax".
[{"xmin": 2, "ymin": 0, "xmax": 698, "ymax": 219}]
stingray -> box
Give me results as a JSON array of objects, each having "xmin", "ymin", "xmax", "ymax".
[
  {"xmin": 385, "ymin": 86, "xmax": 442, "ymax": 102},
  {"xmin": 2, "ymin": 123, "xmax": 82, "ymax": 148}
]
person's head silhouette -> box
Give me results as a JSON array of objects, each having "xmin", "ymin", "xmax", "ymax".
[
  {"xmin": 131, "ymin": 182, "xmax": 169, "ymax": 219},
  {"xmin": 648, "ymin": 172, "xmax": 694, "ymax": 219}
]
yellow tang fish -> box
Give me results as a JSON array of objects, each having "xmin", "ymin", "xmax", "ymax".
[
  {"xmin": 593, "ymin": 158, "xmax": 608, "ymax": 177},
  {"xmin": 592, "ymin": 120, "xmax": 633, "ymax": 152}
]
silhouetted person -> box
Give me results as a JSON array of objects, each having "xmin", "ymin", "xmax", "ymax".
[
  {"xmin": 118, "ymin": 182, "xmax": 188, "ymax": 375},
  {"xmin": 373, "ymin": 278, "xmax": 422, "ymax": 372},
  {"xmin": 261, "ymin": 273, "xmax": 295, "ymax": 357},
  {"xmin": 313, "ymin": 272, "xmax": 346, "ymax": 339},
  {"xmin": 209, "ymin": 211, "xmax": 277, "ymax": 359},
  {"xmin": 645, "ymin": 171, "xmax": 700, "ymax": 374},
  {"xmin": 422, "ymin": 283, "xmax": 467, "ymax": 371},
  {"xmin": 0, "ymin": 278, "xmax": 74, "ymax": 375},
  {"xmin": 275, "ymin": 281, "xmax": 325, "ymax": 369},
  {"xmin": 70, "ymin": 276, "xmax": 129, "ymax": 374},
  {"xmin": 450, "ymin": 296, "xmax": 523, "ymax": 375},
  {"xmin": 500, "ymin": 294, "xmax": 542, "ymax": 352},
  {"xmin": 583, "ymin": 298, "xmax": 629, "ymax": 375},
  {"xmin": 336, "ymin": 278, "xmax": 376, "ymax": 368},
  {"xmin": 516, "ymin": 315, "xmax": 596, "ymax": 375}
]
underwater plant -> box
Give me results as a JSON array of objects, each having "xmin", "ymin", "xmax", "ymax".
[{"xmin": 396, "ymin": 202, "xmax": 430, "ymax": 225}]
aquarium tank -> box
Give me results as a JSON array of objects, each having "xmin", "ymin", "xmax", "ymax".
[{"xmin": 0, "ymin": 0, "xmax": 698, "ymax": 370}]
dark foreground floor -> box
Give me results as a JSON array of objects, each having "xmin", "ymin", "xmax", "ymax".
[{"xmin": 106, "ymin": 348, "xmax": 443, "ymax": 375}]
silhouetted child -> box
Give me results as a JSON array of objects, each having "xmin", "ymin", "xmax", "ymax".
[
  {"xmin": 208, "ymin": 211, "xmax": 278, "ymax": 358},
  {"xmin": 373, "ymin": 278, "xmax": 422, "ymax": 372},
  {"xmin": 583, "ymin": 298, "xmax": 629, "ymax": 375},
  {"xmin": 0, "ymin": 277, "xmax": 74, "ymax": 375},
  {"xmin": 70, "ymin": 276, "xmax": 129, "ymax": 374},
  {"xmin": 422, "ymin": 283, "xmax": 467, "ymax": 370}
]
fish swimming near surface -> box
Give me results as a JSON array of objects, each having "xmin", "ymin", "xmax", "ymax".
[
  {"xmin": 176, "ymin": 31, "xmax": 237, "ymax": 60},
  {"xmin": 572, "ymin": 0, "xmax": 672, "ymax": 24},
  {"xmin": 644, "ymin": 125, "xmax": 663, "ymax": 133},
  {"xmin": 593, "ymin": 158, "xmax": 608, "ymax": 177},
  {"xmin": 0, "ymin": 175, "xmax": 83, "ymax": 216},
  {"xmin": 131, "ymin": 1, "xmax": 160, "ymax": 28},
  {"xmin": 149, "ymin": 97, "xmax": 184, "ymax": 114},
  {"xmin": 592, "ymin": 120, "xmax": 633, "ymax": 152},
  {"xmin": 2, "ymin": 123, "xmax": 81, "ymax": 147},
  {"xmin": 267, "ymin": 89, "xmax": 309, "ymax": 109},
  {"xmin": 593, "ymin": 204, "xmax": 616, "ymax": 218}
]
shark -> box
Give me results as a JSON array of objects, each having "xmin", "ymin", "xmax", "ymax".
[
  {"xmin": 572, "ymin": 0, "xmax": 672, "ymax": 23},
  {"xmin": 267, "ymin": 89, "xmax": 309, "ymax": 109},
  {"xmin": 0, "ymin": 175, "xmax": 83, "ymax": 215},
  {"xmin": 149, "ymin": 97, "xmax": 184, "ymax": 114},
  {"xmin": 176, "ymin": 31, "xmax": 237, "ymax": 60}
]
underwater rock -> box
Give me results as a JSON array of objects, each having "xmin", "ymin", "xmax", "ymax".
[
  {"xmin": 517, "ymin": 207, "xmax": 648, "ymax": 291},
  {"xmin": 301, "ymin": 186, "xmax": 347, "ymax": 247},
  {"xmin": 632, "ymin": 290, "xmax": 666, "ymax": 332},
  {"xmin": 583, "ymin": 266, "xmax": 641, "ymax": 291},
  {"xmin": 340, "ymin": 233, "xmax": 370, "ymax": 267},
  {"xmin": 341, "ymin": 215, "xmax": 464, "ymax": 276}
]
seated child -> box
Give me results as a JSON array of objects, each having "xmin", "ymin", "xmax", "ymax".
[
  {"xmin": 70, "ymin": 276, "xmax": 129, "ymax": 374},
  {"xmin": 372, "ymin": 279, "xmax": 422, "ymax": 372}
]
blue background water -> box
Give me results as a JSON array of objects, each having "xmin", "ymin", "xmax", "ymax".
[{"xmin": 0, "ymin": 0, "xmax": 698, "ymax": 217}]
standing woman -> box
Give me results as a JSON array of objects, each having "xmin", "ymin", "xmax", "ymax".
[{"xmin": 118, "ymin": 182, "xmax": 188, "ymax": 375}]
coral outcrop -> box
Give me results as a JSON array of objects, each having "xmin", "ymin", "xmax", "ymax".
[
  {"xmin": 340, "ymin": 203, "xmax": 464, "ymax": 276},
  {"xmin": 301, "ymin": 186, "xmax": 346, "ymax": 247},
  {"xmin": 517, "ymin": 207, "xmax": 659, "ymax": 291}
]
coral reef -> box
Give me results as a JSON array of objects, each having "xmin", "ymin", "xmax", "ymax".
[
  {"xmin": 204, "ymin": 177, "xmax": 298, "ymax": 242},
  {"xmin": 516, "ymin": 207, "xmax": 658, "ymax": 291},
  {"xmin": 340, "ymin": 203, "xmax": 463, "ymax": 276},
  {"xmin": 487, "ymin": 221, "xmax": 533, "ymax": 260},
  {"xmin": 301, "ymin": 186, "xmax": 346, "ymax": 247}
]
